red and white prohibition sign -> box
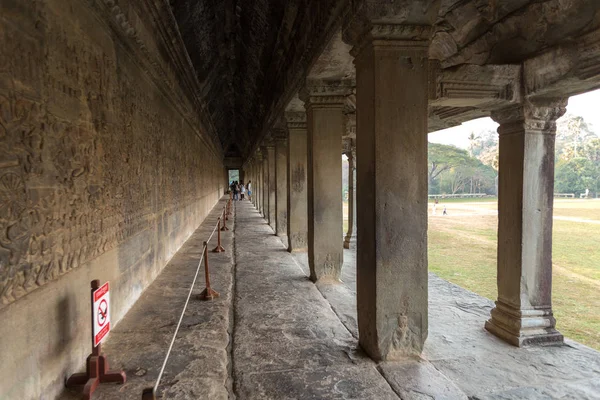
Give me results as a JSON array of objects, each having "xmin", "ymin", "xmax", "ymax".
[{"xmin": 93, "ymin": 282, "xmax": 111, "ymax": 347}]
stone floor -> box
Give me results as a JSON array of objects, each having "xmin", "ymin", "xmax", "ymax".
[{"xmin": 61, "ymin": 198, "xmax": 600, "ymax": 399}]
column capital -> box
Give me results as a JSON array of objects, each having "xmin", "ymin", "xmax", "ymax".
[
  {"xmin": 261, "ymin": 141, "xmax": 275, "ymax": 151},
  {"xmin": 285, "ymin": 111, "xmax": 307, "ymax": 130},
  {"xmin": 342, "ymin": 0, "xmax": 440, "ymax": 55},
  {"xmin": 272, "ymin": 128, "xmax": 288, "ymax": 143},
  {"xmin": 491, "ymin": 98, "xmax": 568, "ymax": 135},
  {"xmin": 299, "ymin": 79, "xmax": 354, "ymax": 107}
]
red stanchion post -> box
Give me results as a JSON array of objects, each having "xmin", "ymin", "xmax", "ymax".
[
  {"xmin": 225, "ymin": 202, "xmax": 229, "ymax": 221},
  {"xmin": 227, "ymin": 199, "xmax": 232, "ymax": 216},
  {"xmin": 221, "ymin": 208, "xmax": 230, "ymax": 231},
  {"xmin": 66, "ymin": 280, "xmax": 126, "ymax": 399},
  {"xmin": 212, "ymin": 218, "xmax": 226, "ymax": 253},
  {"xmin": 198, "ymin": 242, "xmax": 220, "ymax": 300}
]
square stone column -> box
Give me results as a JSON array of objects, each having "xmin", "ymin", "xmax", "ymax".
[
  {"xmin": 254, "ymin": 156, "xmax": 260, "ymax": 208},
  {"xmin": 266, "ymin": 144, "xmax": 276, "ymax": 231},
  {"xmin": 301, "ymin": 81, "xmax": 351, "ymax": 282},
  {"xmin": 345, "ymin": 22, "xmax": 435, "ymax": 360},
  {"xmin": 257, "ymin": 154, "xmax": 263, "ymax": 210},
  {"xmin": 344, "ymin": 145, "xmax": 356, "ymax": 249},
  {"xmin": 286, "ymin": 112, "xmax": 308, "ymax": 252},
  {"xmin": 486, "ymin": 98, "xmax": 567, "ymax": 347},
  {"xmin": 249, "ymin": 161, "xmax": 255, "ymax": 204},
  {"xmin": 260, "ymin": 148, "xmax": 269, "ymax": 218},
  {"xmin": 274, "ymin": 133, "xmax": 288, "ymax": 238}
]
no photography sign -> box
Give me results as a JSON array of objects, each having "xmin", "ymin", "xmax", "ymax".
[{"xmin": 93, "ymin": 282, "xmax": 111, "ymax": 347}]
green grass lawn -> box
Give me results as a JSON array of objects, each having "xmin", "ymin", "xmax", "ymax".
[{"xmin": 428, "ymin": 199, "xmax": 600, "ymax": 350}]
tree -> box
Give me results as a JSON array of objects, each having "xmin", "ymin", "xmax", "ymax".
[
  {"xmin": 555, "ymin": 157, "xmax": 600, "ymax": 196},
  {"xmin": 478, "ymin": 144, "xmax": 499, "ymax": 170},
  {"xmin": 556, "ymin": 114, "xmax": 596, "ymax": 161},
  {"xmin": 428, "ymin": 143, "xmax": 474, "ymax": 187},
  {"xmin": 429, "ymin": 142, "xmax": 497, "ymax": 195},
  {"xmin": 468, "ymin": 132, "xmax": 480, "ymax": 157},
  {"xmin": 582, "ymin": 138, "xmax": 600, "ymax": 163}
]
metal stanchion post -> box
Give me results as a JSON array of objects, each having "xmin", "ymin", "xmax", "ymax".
[
  {"xmin": 221, "ymin": 208, "xmax": 230, "ymax": 231},
  {"xmin": 212, "ymin": 218, "xmax": 225, "ymax": 253},
  {"xmin": 198, "ymin": 242, "xmax": 220, "ymax": 300}
]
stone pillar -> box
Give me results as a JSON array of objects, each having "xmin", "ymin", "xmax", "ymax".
[
  {"xmin": 248, "ymin": 161, "xmax": 254, "ymax": 204},
  {"xmin": 255, "ymin": 156, "xmax": 261, "ymax": 208},
  {"xmin": 254, "ymin": 153, "xmax": 262, "ymax": 209},
  {"xmin": 261, "ymin": 147, "xmax": 269, "ymax": 218},
  {"xmin": 274, "ymin": 133, "xmax": 288, "ymax": 238},
  {"xmin": 267, "ymin": 144, "xmax": 276, "ymax": 231},
  {"xmin": 286, "ymin": 112, "xmax": 308, "ymax": 252},
  {"xmin": 344, "ymin": 18, "xmax": 437, "ymax": 360},
  {"xmin": 301, "ymin": 81, "xmax": 351, "ymax": 282},
  {"xmin": 258, "ymin": 151, "xmax": 265, "ymax": 215},
  {"xmin": 486, "ymin": 98, "xmax": 567, "ymax": 347},
  {"xmin": 344, "ymin": 145, "xmax": 356, "ymax": 249}
]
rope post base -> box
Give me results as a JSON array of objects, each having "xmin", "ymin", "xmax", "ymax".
[
  {"xmin": 66, "ymin": 280, "xmax": 126, "ymax": 399},
  {"xmin": 212, "ymin": 217, "xmax": 225, "ymax": 253},
  {"xmin": 198, "ymin": 287, "xmax": 220, "ymax": 300},
  {"xmin": 141, "ymin": 388, "xmax": 156, "ymax": 400},
  {"xmin": 197, "ymin": 242, "xmax": 220, "ymax": 301}
]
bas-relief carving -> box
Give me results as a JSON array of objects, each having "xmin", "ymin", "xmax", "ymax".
[
  {"xmin": 314, "ymin": 252, "xmax": 341, "ymax": 278},
  {"xmin": 0, "ymin": 0, "xmax": 223, "ymax": 308},
  {"xmin": 290, "ymin": 233, "xmax": 307, "ymax": 249}
]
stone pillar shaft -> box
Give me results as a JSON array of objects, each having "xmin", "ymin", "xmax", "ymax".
[
  {"xmin": 267, "ymin": 145, "xmax": 276, "ymax": 230},
  {"xmin": 275, "ymin": 137, "xmax": 288, "ymax": 237},
  {"xmin": 486, "ymin": 98, "xmax": 567, "ymax": 346},
  {"xmin": 261, "ymin": 151, "xmax": 268, "ymax": 217},
  {"xmin": 303, "ymin": 84, "xmax": 350, "ymax": 282},
  {"xmin": 286, "ymin": 113, "xmax": 308, "ymax": 252},
  {"xmin": 256, "ymin": 159, "xmax": 261, "ymax": 209},
  {"xmin": 344, "ymin": 149, "xmax": 356, "ymax": 249},
  {"xmin": 249, "ymin": 162, "xmax": 254, "ymax": 204},
  {"xmin": 353, "ymin": 33, "xmax": 430, "ymax": 360}
]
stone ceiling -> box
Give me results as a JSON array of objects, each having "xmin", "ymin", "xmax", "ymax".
[{"xmin": 170, "ymin": 0, "xmax": 600, "ymax": 159}]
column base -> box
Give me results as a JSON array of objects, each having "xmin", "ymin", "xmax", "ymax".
[
  {"xmin": 309, "ymin": 253, "xmax": 342, "ymax": 283},
  {"xmin": 343, "ymin": 234, "xmax": 356, "ymax": 249},
  {"xmin": 288, "ymin": 234, "xmax": 308, "ymax": 253},
  {"xmin": 485, "ymin": 301, "xmax": 563, "ymax": 347}
]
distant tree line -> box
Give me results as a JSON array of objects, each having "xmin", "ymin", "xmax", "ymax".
[{"xmin": 428, "ymin": 113, "xmax": 600, "ymax": 197}]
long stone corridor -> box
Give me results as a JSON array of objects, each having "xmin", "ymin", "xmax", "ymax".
[{"xmin": 61, "ymin": 198, "xmax": 600, "ymax": 400}]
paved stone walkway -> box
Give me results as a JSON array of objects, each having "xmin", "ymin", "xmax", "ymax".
[
  {"xmin": 60, "ymin": 197, "xmax": 600, "ymax": 400},
  {"xmin": 233, "ymin": 200, "xmax": 398, "ymax": 399}
]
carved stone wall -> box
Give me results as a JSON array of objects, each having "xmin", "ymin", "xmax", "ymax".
[{"xmin": 0, "ymin": 0, "xmax": 224, "ymax": 398}]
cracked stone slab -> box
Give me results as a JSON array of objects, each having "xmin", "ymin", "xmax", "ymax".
[{"xmin": 379, "ymin": 359, "xmax": 468, "ymax": 400}]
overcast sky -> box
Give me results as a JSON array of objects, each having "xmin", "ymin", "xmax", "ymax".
[{"xmin": 428, "ymin": 89, "xmax": 600, "ymax": 149}]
